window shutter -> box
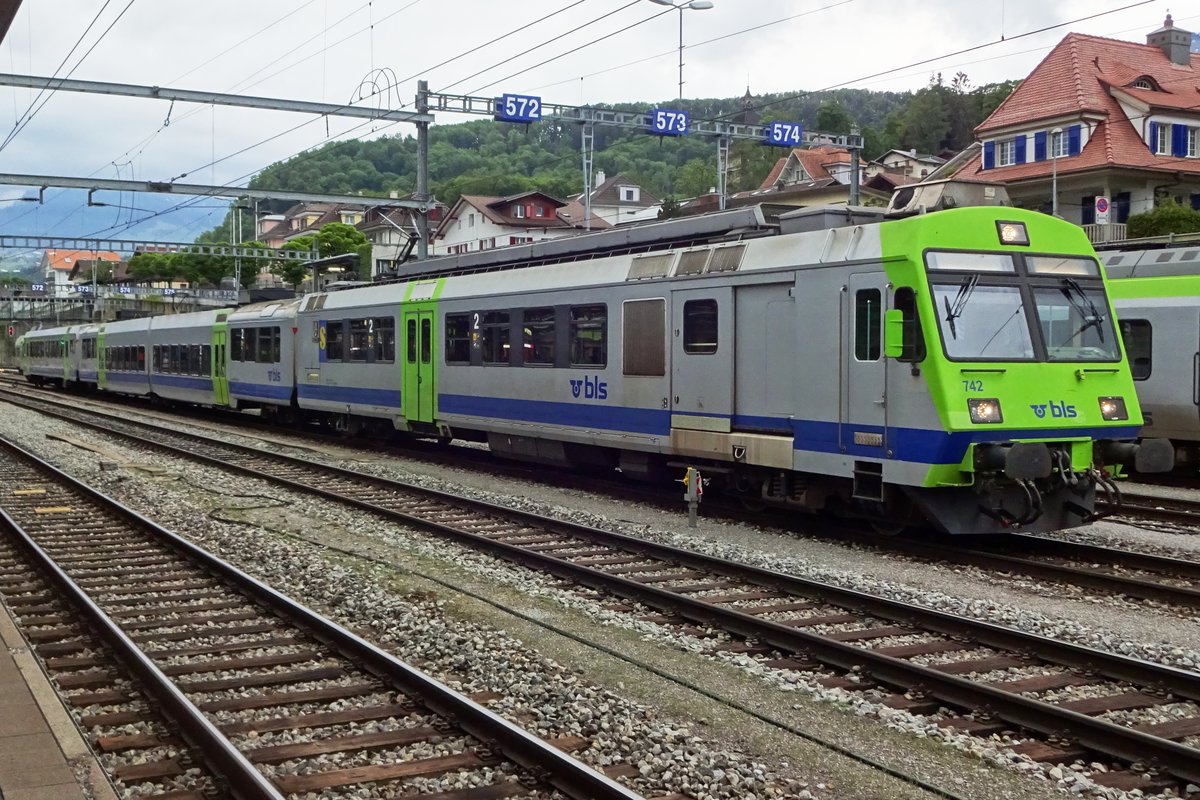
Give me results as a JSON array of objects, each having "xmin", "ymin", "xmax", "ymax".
[
  {"xmin": 1014, "ymin": 135, "xmax": 1027, "ymax": 164},
  {"xmin": 983, "ymin": 141, "xmax": 995, "ymax": 170},
  {"xmin": 1067, "ymin": 124, "xmax": 1082, "ymax": 156},
  {"xmin": 1149, "ymin": 122, "xmax": 1159, "ymax": 152},
  {"xmin": 1172, "ymin": 123, "xmax": 1187, "ymax": 157},
  {"xmin": 1034, "ymin": 131, "xmax": 1047, "ymax": 161}
]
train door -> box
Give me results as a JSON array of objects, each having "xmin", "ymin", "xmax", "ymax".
[
  {"xmin": 96, "ymin": 328, "xmax": 107, "ymax": 389},
  {"xmin": 211, "ymin": 324, "xmax": 230, "ymax": 406},
  {"xmin": 60, "ymin": 333, "xmax": 70, "ymax": 382},
  {"xmin": 840, "ymin": 273, "xmax": 889, "ymax": 455},
  {"xmin": 402, "ymin": 305, "xmax": 436, "ymax": 425},
  {"xmin": 670, "ymin": 287, "xmax": 733, "ymax": 429}
]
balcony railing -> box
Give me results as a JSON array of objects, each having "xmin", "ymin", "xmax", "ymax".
[{"xmin": 1083, "ymin": 223, "xmax": 1127, "ymax": 244}]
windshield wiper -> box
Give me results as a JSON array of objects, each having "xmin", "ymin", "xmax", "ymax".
[
  {"xmin": 942, "ymin": 273, "xmax": 979, "ymax": 340},
  {"xmin": 1057, "ymin": 277, "xmax": 1106, "ymax": 346}
]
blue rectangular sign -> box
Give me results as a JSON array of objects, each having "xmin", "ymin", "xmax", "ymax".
[
  {"xmin": 495, "ymin": 94, "xmax": 542, "ymax": 123},
  {"xmin": 649, "ymin": 108, "xmax": 689, "ymax": 136},
  {"xmin": 764, "ymin": 121, "xmax": 803, "ymax": 147}
]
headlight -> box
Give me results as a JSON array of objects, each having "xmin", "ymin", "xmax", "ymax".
[
  {"xmin": 1098, "ymin": 396, "xmax": 1128, "ymax": 421},
  {"xmin": 968, "ymin": 397, "xmax": 1003, "ymax": 424},
  {"xmin": 996, "ymin": 220, "xmax": 1029, "ymax": 246}
]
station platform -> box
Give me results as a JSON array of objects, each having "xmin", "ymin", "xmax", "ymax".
[{"xmin": 0, "ymin": 599, "xmax": 117, "ymax": 800}]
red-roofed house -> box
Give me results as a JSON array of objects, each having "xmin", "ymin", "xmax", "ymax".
[
  {"xmin": 953, "ymin": 14, "xmax": 1200, "ymax": 241},
  {"xmin": 40, "ymin": 249, "xmax": 120, "ymax": 296},
  {"xmin": 433, "ymin": 191, "xmax": 609, "ymax": 255}
]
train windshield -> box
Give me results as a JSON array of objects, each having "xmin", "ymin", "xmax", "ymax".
[{"xmin": 927, "ymin": 251, "xmax": 1119, "ymax": 362}]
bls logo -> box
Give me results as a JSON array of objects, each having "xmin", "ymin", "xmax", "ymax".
[
  {"xmin": 1030, "ymin": 400, "xmax": 1077, "ymax": 419},
  {"xmin": 570, "ymin": 374, "xmax": 608, "ymax": 400},
  {"xmin": 267, "ymin": 368, "xmax": 282, "ymax": 383}
]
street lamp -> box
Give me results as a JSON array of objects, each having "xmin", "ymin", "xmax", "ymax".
[{"xmin": 648, "ymin": 0, "xmax": 714, "ymax": 100}]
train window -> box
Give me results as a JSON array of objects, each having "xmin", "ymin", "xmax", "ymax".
[
  {"xmin": 623, "ymin": 299, "xmax": 666, "ymax": 376},
  {"xmin": 201, "ymin": 345, "xmax": 212, "ymax": 375},
  {"xmin": 326, "ymin": 322, "xmax": 344, "ymax": 361},
  {"xmin": 188, "ymin": 345, "xmax": 199, "ymax": 375},
  {"xmin": 138, "ymin": 347, "xmax": 145, "ymax": 372},
  {"xmin": 893, "ymin": 288, "xmax": 926, "ymax": 363},
  {"xmin": 570, "ymin": 305, "xmax": 606, "ymax": 366},
  {"xmin": 481, "ymin": 311, "xmax": 510, "ymax": 365},
  {"xmin": 1027, "ymin": 256, "xmax": 1099, "ymax": 276},
  {"xmin": 683, "ymin": 300, "xmax": 718, "ymax": 355},
  {"xmin": 181, "ymin": 345, "xmax": 193, "ymax": 375},
  {"xmin": 349, "ymin": 320, "xmax": 370, "ymax": 362},
  {"xmin": 170, "ymin": 344, "xmax": 180, "ymax": 373},
  {"xmin": 272, "ymin": 328, "xmax": 282, "ymax": 363},
  {"xmin": 407, "ymin": 319, "xmax": 418, "ymax": 363},
  {"xmin": 420, "ymin": 318, "xmax": 432, "ymax": 364},
  {"xmin": 445, "ymin": 314, "xmax": 470, "ymax": 363},
  {"xmin": 925, "ymin": 252, "xmax": 1015, "ymax": 273},
  {"xmin": 522, "ymin": 307, "xmax": 555, "ymax": 365},
  {"xmin": 374, "ymin": 317, "xmax": 395, "ymax": 362},
  {"xmin": 231, "ymin": 329, "xmax": 243, "ymax": 362},
  {"xmin": 152, "ymin": 346, "xmax": 160, "ymax": 372},
  {"xmin": 245, "ymin": 328, "xmax": 260, "ymax": 362},
  {"xmin": 1120, "ymin": 319, "xmax": 1152, "ymax": 380},
  {"xmin": 855, "ymin": 289, "xmax": 881, "ymax": 361},
  {"xmin": 255, "ymin": 327, "xmax": 274, "ymax": 363}
]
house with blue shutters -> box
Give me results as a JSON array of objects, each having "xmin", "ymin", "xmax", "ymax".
[{"xmin": 953, "ymin": 14, "xmax": 1200, "ymax": 242}]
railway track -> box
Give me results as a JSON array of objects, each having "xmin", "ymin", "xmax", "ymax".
[
  {"xmin": 1102, "ymin": 490, "xmax": 1200, "ymax": 528},
  {"xmin": 0, "ymin": 434, "xmax": 644, "ymax": 800},
  {"xmin": 4, "ymin": 389, "xmax": 1200, "ymax": 792}
]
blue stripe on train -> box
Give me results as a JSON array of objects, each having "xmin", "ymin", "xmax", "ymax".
[
  {"xmin": 230, "ymin": 381, "xmax": 293, "ymax": 401},
  {"xmin": 152, "ymin": 374, "xmax": 213, "ymax": 392},
  {"xmin": 298, "ymin": 384, "xmax": 401, "ymax": 407},
  {"xmin": 438, "ymin": 393, "xmax": 1141, "ymax": 464}
]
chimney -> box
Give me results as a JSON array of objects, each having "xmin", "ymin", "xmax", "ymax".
[
  {"xmin": 1147, "ymin": 13, "xmax": 1193, "ymax": 66},
  {"xmin": 595, "ymin": 170, "xmax": 606, "ymax": 186}
]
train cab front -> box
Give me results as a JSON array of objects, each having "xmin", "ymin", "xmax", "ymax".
[{"xmin": 900, "ymin": 214, "xmax": 1172, "ymax": 534}]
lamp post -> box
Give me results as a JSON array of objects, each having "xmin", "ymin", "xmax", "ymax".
[{"xmin": 647, "ymin": 0, "xmax": 714, "ymax": 100}]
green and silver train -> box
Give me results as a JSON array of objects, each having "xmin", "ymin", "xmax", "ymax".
[{"xmin": 16, "ymin": 186, "xmax": 1171, "ymax": 534}]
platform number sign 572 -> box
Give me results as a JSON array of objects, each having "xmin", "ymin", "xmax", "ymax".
[
  {"xmin": 650, "ymin": 108, "xmax": 689, "ymax": 136},
  {"xmin": 496, "ymin": 94, "xmax": 542, "ymax": 123}
]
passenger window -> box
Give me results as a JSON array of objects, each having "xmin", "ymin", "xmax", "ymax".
[
  {"xmin": 624, "ymin": 299, "xmax": 666, "ymax": 376},
  {"xmin": 1120, "ymin": 319, "xmax": 1151, "ymax": 380},
  {"xmin": 245, "ymin": 328, "xmax": 258, "ymax": 362},
  {"xmin": 375, "ymin": 317, "xmax": 395, "ymax": 362},
  {"xmin": 326, "ymin": 322, "xmax": 344, "ymax": 361},
  {"xmin": 522, "ymin": 307, "xmax": 555, "ymax": 365},
  {"xmin": 445, "ymin": 314, "xmax": 470, "ymax": 363},
  {"xmin": 231, "ymin": 330, "xmax": 243, "ymax": 362},
  {"xmin": 202, "ymin": 345, "xmax": 211, "ymax": 375},
  {"xmin": 349, "ymin": 320, "xmax": 370, "ymax": 362},
  {"xmin": 420, "ymin": 318, "xmax": 432, "ymax": 364},
  {"xmin": 407, "ymin": 319, "xmax": 418, "ymax": 363},
  {"xmin": 255, "ymin": 328, "xmax": 272, "ymax": 363},
  {"xmin": 138, "ymin": 347, "xmax": 145, "ymax": 372},
  {"xmin": 481, "ymin": 311, "xmax": 510, "ymax": 365},
  {"xmin": 855, "ymin": 289, "xmax": 881, "ymax": 361},
  {"xmin": 152, "ymin": 346, "xmax": 161, "ymax": 372},
  {"xmin": 271, "ymin": 328, "xmax": 281, "ymax": 363},
  {"xmin": 570, "ymin": 304, "xmax": 606, "ymax": 366},
  {"xmin": 893, "ymin": 288, "xmax": 926, "ymax": 363},
  {"xmin": 188, "ymin": 345, "xmax": 199, "ymax": 375},
  {"xmin": 683, "ymin": 299, "xmax": 718, "ymax": 355}
]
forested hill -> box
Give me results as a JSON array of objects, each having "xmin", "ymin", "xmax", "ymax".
[{"xmin": 247, "ymin": 74, "xmax": 1018, "ymax": 210}]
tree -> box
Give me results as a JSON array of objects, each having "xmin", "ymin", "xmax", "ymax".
[
  {"xmin": 0, "ymin": 273, "xmax": 29, "ymax": 286},
  {"xmin": 271, "ymin": 238, "xmax": 315, "ymax": 289},
  {"xmin": 314, "ymin": 222, "xmax": 372, "ymax": 279},
  {"xmin": 815, "ymin": 101, "xmax": 852, "ymax": 134},
  {"xmin": 675, "ymin": 158, "xmax": 716, "ymax": 198},
  {"xmin": 657, "ymin": 196, "xmax": 683, "ymax": 220},
  {"xmin": 1127, "ymin": 200, "xmax": 1200, "ymax": 238},
  {"xmin": 899, "ymin": 76, "xmax": 949, "ymax": 154}
]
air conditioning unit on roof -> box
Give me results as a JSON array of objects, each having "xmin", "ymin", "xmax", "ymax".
[{"xmin": 886, "ymin": 179, "xmax": 1011, "ymax": 217}]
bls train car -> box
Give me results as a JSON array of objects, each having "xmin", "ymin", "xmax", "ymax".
[
  {"xmin": 1104, "ymin": 244, "xmax": 1200, "ymax": 467},
  {"xmin": 14, "ymin": 187, "xmax": 1172, "ymax": 534}
]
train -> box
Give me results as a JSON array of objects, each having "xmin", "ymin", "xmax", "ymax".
[
  {"xmin": 15, "ymin": 184, "xmax": 1173, "ymax": 535},
  {"xmin": 1104, "ymin": 244, "xmax": 1200, "ymax": 469}
]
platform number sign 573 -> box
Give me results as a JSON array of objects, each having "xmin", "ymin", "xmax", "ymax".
[{"xmin": 650, "ymin": 108, "xmax": 689, "ymax": 136}]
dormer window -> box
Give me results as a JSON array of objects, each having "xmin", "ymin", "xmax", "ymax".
[
  {"xmin": 513, "ymin": 204, "xmax": 526, "ymax": 219},
  {"xmin": 1049, "ymin": 128, "xmax": 1068, "ymax": 158},
  {"xmin": 1129, "ymin": 76, "xmax": 1158, "ymax": 91},
  {"xmin": 620, "ymin": 186, "xmax": 640, "ymax": 202}
]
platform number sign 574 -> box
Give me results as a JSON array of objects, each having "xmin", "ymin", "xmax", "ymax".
[
  {"xmin": 764, "ymin": 121, "xmax": 804, "ymax": 147},
  {"xmin": 650, "ymin": 108, "xmax": 689, "ymax": 136}
]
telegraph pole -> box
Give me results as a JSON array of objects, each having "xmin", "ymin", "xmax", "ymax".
[{"xmin": 416, "ymin": 80, "xmax": 430, "ymax": 259}]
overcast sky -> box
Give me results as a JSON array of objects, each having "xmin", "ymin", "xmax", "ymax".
[{"xmin": 0, "ymin": 0, "xmax": 1188, "ymax": 245}]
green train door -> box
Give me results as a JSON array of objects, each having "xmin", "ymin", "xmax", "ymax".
[
  {"xmin": 401, "ymin": 305, "xmax": 436, "ymax": 425},
  {"xmin": 96, "ymin": 328, "xmax": 107, "ymax": 389},
  {"xmin": 212, "ymin": 322, "xmax": 230, "ymax": 406}
]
